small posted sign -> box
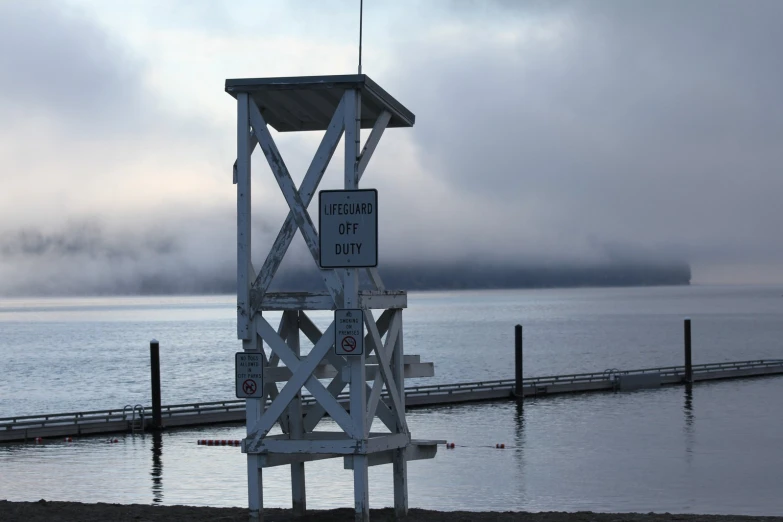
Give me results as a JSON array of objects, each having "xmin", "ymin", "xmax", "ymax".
[
  {"xmin": 335, "ymin": 309, "xmax": 364, "ymax": 356},
  {"xmin": 235, "ymin": 352, "xmax": 264, "ymax": 398}
]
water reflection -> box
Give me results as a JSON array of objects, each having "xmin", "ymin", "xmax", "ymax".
[
  {"xmin": 513, "ymin": 401, "xmax": 526, "ymax": 500},
  {"xmin": 683, "ymin": 384, "xmax": 694, "ymax": 463},
  {"xmin": 151, "ymin": 432, "xmax": 163, "ymax": 503}
]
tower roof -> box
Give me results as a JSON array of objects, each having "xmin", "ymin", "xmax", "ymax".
[{"xmin": 225, "ymin": 74, "xmax": 415, "ymax": 132}]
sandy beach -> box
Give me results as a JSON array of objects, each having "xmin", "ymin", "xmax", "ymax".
[{"xmin": 1, "ymin": 500, "xmax": 782, "ymax": 522}]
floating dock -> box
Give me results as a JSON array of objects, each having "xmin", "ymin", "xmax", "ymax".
[{"xmin": 2, "ymin": 359, "xmax": 782, "ymax": 443}]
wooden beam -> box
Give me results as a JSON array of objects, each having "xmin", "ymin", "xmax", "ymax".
[
  {"xmin": 253, "ymin": 97, "xmax": 345, "ymax": 299},
  {"xmin": 248, "ymin": 99, "xmax": 344, "ymax": 308},
  {"xmin": 365, "ymin": 314, "xmax": 401, "ymax": 432},
  {"xmin": 233, "ymin": 129, "xmax": 258, "ymax": 184},
  {"xmin": 236, "ymin": 93, "xmax": 252, "ymax": 340},
  {"xmin": 299, "ymin": 309, "xmax": 394, "ymax": 432},
  {"xmin": 266, "ymin": 362, "xmax": 433, "ymax": 382},
  {"xmin": 260, "ymin": 453, "xmax": 339, "ymax": 468},
  {"xmin": 344, "ymin": 440, "xmax": 440, "ymax": 469},
  {"xmin": 252, "ymin": 318, "xmax": 354, "ymax": 439},
  {"xmin": 365, "ymin": 310, "xmax": 407, "ymax": 433},
  {"xmin": 250, "ymin": 432, "xmax": 408, "ymax": 455},
  {"xmin": 357, "ymin": 110, "xmax": 391, "ymax": 178},
  {"xmin": 253, "ymin": 291, "xmax": 407, "ymax": 312},
  {"xmin": 286, "ymin": 311, "xmax": 306, "ymax": 516},
  {"xmin": 391, "ymin": 309, "xmax": 409, "ymax": 517}
]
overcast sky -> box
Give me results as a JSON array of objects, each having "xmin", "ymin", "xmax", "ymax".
[{"xmin": 1, "ymin": 0, "xmax": 782, "ymax": 295}]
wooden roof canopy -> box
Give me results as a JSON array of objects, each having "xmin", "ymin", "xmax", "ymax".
[{"xmin": 225, "ymin": 74, "xmax": 415, "ymax": 132}]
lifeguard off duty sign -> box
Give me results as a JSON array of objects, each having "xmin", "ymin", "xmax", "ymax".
[{"xmin": 319, "ymin": 189, "xmax": 378, "ymax": 268}]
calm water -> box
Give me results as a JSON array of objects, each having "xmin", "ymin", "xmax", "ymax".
[{"xmin": 1, "ymin": 285, "xmax": 783, "ymax": 515}]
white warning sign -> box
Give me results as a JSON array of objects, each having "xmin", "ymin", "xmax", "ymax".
[
  {"xmin": 335, "ymin": 309, "xmax": 364, "ymax": 356},
  {"xmin": 235, "ymin": 352, "xmax": 264, "ymax": 398},
  {"xmin": 319, "ymin": 189, "xmax": 378, "ymax": 268}
]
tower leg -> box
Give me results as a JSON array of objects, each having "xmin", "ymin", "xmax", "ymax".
[
  {"xmin": 391, "ymin": 310, "xmax": 408, "ymax": 518},
  {"xmin": 353, "ymin": 454, "xmax": 370, "ymax": 522},
  {"xmin": 393, "ymin": 448, "xmax": 408, "ymax": 518},
  {"xmin": 245, "ymin": 324, "xmax": 264, "ymax": 520},
  {"xmin": 287, "ymin": 311, "xmax": 307, "ymax": 516},
  {"xmin": 247, "ymin": 455, "xmax": 263, "ymax": 521}
]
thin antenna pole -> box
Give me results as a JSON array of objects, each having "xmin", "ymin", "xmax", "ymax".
[{"xmin": 358, "ymin": 0, "xmax": 363, "ymax": 74}]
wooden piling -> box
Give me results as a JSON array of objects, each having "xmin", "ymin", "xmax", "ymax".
[
  {"xmin": 150, "ymin": 339, "xmax": 163, "ymax": 430},
  {"xmin": 514, "ymin": 324, "xmax": 523, "ymax": 399},
  {"xmin": 684, "ymin": 318, "xmax": 693, "ymax": 384}
]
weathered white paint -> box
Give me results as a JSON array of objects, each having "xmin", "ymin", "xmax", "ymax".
[
  {"xmin": 254, "ymin": 291, "xmax": 406, "ymax": 311},
  {"xmin": 260, "ymin": 318, "xmax": 351, "ymax": 431},
  {"xmin": 248, "ymin": 100, "xmax": 344, "ymax": 307},
  {"xmin": 285, "ymin": 311, "xmax": 306, "ymax": 516},
  {"xmin": 248, "ymin": 319, "xmax": 354, "ymax": 443},
  {"xmin": 391, "ymin": 310, "xmax": 408, "ymax": 517},
  {"xmin": 229, "ymin": 78, "xmax": 423, "ymax": 522},
  {"xmin": 365, "ymin": 309, "xmax": 407, "ymax": 433},
  {"xmin": 259, "ymin": 453, "xmax": 338, "ymax": 468},
  {"xmin": 253, "ymin": 97, "xmax": 346, "ymax": 300},
  {"xmin": 344, "ymin": 439, "xmax": 440, "ymax": 469},
  {"xmin": 299, "ymin": 309, "xmax": 398, "ymax": 433},
  {"xmin": 365, "ymin": 310, "xmax": 401, "ymax": 432},
  {"xmin": 264, "ymin": 360, "xmax": 432, "ymax": 382},
  {"xmin": 236, "ymin": 93, "xmax": 252, "ymax": 340},
  {"xmin": 244, "ymin": 319, "xmax": 263, "ymax": 520},
  {"xmin": 343, "ymin": 88, "xmax": 370, "ymax": 522},
  {"xmin": 357, "ymin": 110, "xmax": 391, "ymax": 178}
]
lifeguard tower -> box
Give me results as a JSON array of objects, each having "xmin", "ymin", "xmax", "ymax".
[{"xmin": 226, "ymin": 75, "xmax": 439, "ymax": 521}]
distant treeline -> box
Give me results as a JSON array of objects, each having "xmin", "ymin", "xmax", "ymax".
[
  {"xmin": 79, "ymin": 261, "xmax": 692, "ymax": 296},
  {"xmin": 269, "ymin": 261, "xmax": 692, "ymax": 292}
]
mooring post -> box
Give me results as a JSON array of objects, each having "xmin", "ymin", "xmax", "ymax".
[
  {"xmin": 149, "ymin": 339, "xmax": 162, "ymax": 430},
  {"xmin": 684, "ymin": 318, "xmax": 693, "ymax": 384},
  {"xmin": 514, "ymin": 324, "xmax": 523, "ymax": 399}
]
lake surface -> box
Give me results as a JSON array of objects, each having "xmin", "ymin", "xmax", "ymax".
[{"xmin": 1, "ymin": 285, "xmax": 783, "ymax": 515}]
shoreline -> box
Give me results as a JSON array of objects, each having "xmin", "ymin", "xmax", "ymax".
[{"xmin": 1, "ymin": 501, "xmax": 782, "ymax": 522}]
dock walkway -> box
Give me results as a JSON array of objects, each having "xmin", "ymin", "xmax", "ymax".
[{"xmin": 2, "ymin": 359, "xmax": 782, "ymax": 443}]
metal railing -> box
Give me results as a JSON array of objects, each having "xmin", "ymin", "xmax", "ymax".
[{"xmin": 3, "ymin": 359, "xmax": 782, "ymax": 434}]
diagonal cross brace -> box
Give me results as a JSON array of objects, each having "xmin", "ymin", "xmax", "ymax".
[
  {"xmin": 233, "ymin": 129, "xmax": 258, "ymax": 184},
  {"xmin": 299, "ymin": 310, "xmax": 397, "ymax": 433},
  {"xmin": 357, "ymin": 110, "xmax": 391, "ymax": 292},
  {"xmin": 365, "ymin": 310, "xmax": 401, "ymax": 433},
  {"xmin": 252, "ymin": 96, "xmax": 346, "ymax": 302},
  {"xmin": 365, "ymin": 309, "xmax": 408, "ymax": 433},
  {"xmin": 250, "ymin": 317, "xmax": 355, "ymax": 443},
  {"xmin": 248, "ymin": 100, "xmax": 343, "ymax": 307}
]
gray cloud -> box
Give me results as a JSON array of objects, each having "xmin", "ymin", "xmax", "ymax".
[
  {"xmin": 373, "ymin": 0, "xmax": 783, "ymax": 273},
  {"xmin": 0, "ymin": 1, "xmax": 148, "ymax": 134},
  {"xmin": 1, "ymin": 0, "xmax": 782, "ymax": 294}
]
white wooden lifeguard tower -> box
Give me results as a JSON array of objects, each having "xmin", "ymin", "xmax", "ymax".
[{"xmin": 226, "ymin": 75, "xmax": 439, "ymax": 521}]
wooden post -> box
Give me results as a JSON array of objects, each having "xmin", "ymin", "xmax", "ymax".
[
  {"xmin": 344, "ymin": 87, "xmax": 369, "ymax": 522},
  {"xmin": 149, "ymin": 339, "xmax": 162, "ymax": 430},
  {"xmin": 246, "ymin": 324, "xmax": 264, "ymax": 522},
  {"xmin": 237, "ymin": 92, "xmax": 263, "ymax": 522},
  {"xmin": 514, "ymin": 325, "xmax": 523, "ymax": 399},
  {"xmin": 684, "ymin": 317, "xmax": 693, "ymax": 384},
  {"xmin": 287, "ymin": 311, "xmax": 306, "ymax": 516},
  {"xmin": 392, "ymin": 310, "xmax": 408, "ymax": 518}
]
